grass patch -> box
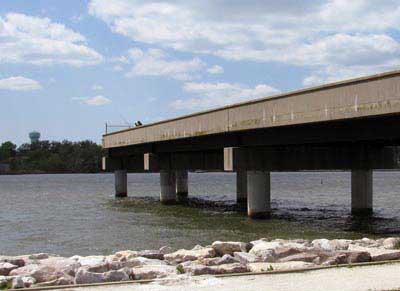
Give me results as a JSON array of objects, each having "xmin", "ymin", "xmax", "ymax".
[
  {"xmin": 176, "ymin": 264, "xmax": 184, "ymax": 274},
  {"xmin": 0, "ymin": 280, "xmax": 12, "ymax": 290}
]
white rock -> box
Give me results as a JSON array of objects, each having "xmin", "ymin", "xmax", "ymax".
[
  {"xmin": 249, "ymin": 242, "xmax": 281, "ymax": 261},
  {"xmin": 111, "ymin": 251, "xmax": 138, "ymax": 262},
  {"xmin": 192, "ymin": 245, "xmax": 204, "ymax": 251},
  {"xmin": 361, "ymin": 238, "xmax": 376, "ymax": 245},
  {"xmin": 71, "ymin": 255, "xmax": 105, "ymax": 267},
  {"xmin": 164, "ymin": 248, "xmax": 216, "ymax": 264},
  {"xmin": 0, "ymin": 262, "xmax": 18, "ymax": 276},
  {"xmin": 250, "ymin": 238, "xmax": 269, "ymax": 246},
  {"xmin": 347, "ymin": 245, "xmax": 367, "ymax": 252},
  {"xmin": 159, "ymin": 246, "xmax": 173, "ymax": 255},
  {"xmin": 321, "ymin": 254, "xmax": 348, "ymax": 266},
  {"xmin": 85, "ymin": 262, "xmax": 109, "ymax": 273},
  {"xmin": 35, "ymin": 275, "xmax": 73, "ymax": 287},
  {"xmin": 9, "ymin": 264, "xmax": 40, "ymax": 277},
  {"xmin": 74, "ymin": 268, "xmax": 129, "ymax": 284},
  {"xmin": 29, "ymin": 253, "xmax": 49, "ymax": 260},
  {"xmin": 330, "ymin": 239, "xmax": 352, "ymax": 250},
  {"xmin": 10, "ymin": 257, "xmax": 79, "ymax": 284},
  {"xmin": 382, "ymin": 237, "xmax": 400, "ymax": 249},
  {"xmin": 279, "ymin": 252, "xmax": 319, "ymax": 263},
  {"xmin": 39, "ymin": 257, "xmax": 81, "ymax": 277},
  {"xmin": 30, "ymin": 266, "xmax": 59, "ymax": 283},
  {"xmin": 21, "ymin": 276, "xmax": 36, "ymax": 288},
  {"xmin": 0, "ymin": 256, "xmax": 27, "ymax": 267},
  {"xmin": 74, "ymin": 268, "xmax": 104, "ymax": 284},
  {"xmin": 283, "ymin": 242, "xmax": 310, "ymax": 251},
  {"xmin": 311, "ymin": 239, "xmax": 333, "ymax": 251},
  {"xmin": 103, "ymin": 270, "xmax": 130, "ymax": 282},
  {"xmin": 370, "ymin": 249, "xmax": 400, "ymax": 261},
  {"xmin": 183, "ymin": 263, "xmax": 248, "ymax": 275},
  {"xmin": 12, "ymin": 276, "xmax": 25, "ymax": 289},
  {"xmin": 348, "ymin": 245, "xmax": 400, "ymax": 261},
  {"xmin": 130, "ymin": 265, "xmax": 177, "ymax": 280},
  {"xmin": 312, "ymin": 239, "xmax": 352, "ymax": 251},
  {"xmin": 137, "ymin": 250, "xmax": 164, "ymax": 260},
  {"xmin": 248, "ymin": 261, "xmax": 315, "ymax": 272},
  {"xmin": 131, "ymin": 257, "xmax": 167, "ymax": 266},
  {"xmin": 352, "ymin": 238, "xmax": 379, "ymax": 247},
  {"xmin": 211, "ymin": 241, "xmax": 250, "ymax": 255},
  {"xmin": 201, "ymin": 254, "xmax": 237, "ymax": 266},
  {"xmin": 108, "ymin": 256, "xmax": 166, "ymax": 271},
  {"xmin": 233, "ymin": 252, "xmax": 262, "ymax": 264}
]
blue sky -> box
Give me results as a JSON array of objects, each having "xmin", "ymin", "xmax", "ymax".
[{"xmin": 1, "ymin": 0, "xmax": 400, "ymax": 145}]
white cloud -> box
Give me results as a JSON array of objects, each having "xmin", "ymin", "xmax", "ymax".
[
  {"xmin": 112, "ymin": 65, "xmax": 123, "ymax": 71},
  {"xmin": 89, "ymin": 0, "xmax": 400, "ymax": 85},
  {"xmin": 171, "ymin": 82, "xmax": 280, "ymax": 110},
  {"xmin": 73, "ymin": 95, "xmax": 111, "ymax": 106},
  {"xmin": 0, "ymin": 13, "xmax": 103, "ymax": 66},
  {"xmin": 207, "ymin": 65, "xmax": 224, "ymax": 74},
  {"xmin": 122, "ymin": 47, "xmax": 206, "ymax": 80},
  {"xmin": 92, "ymin": 84, "xmax": 103, "ymax": 90},
  {"xmin": 0, "ymin": 76, "xmax": 41, "ymax": 91}
]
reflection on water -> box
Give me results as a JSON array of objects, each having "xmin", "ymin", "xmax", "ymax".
[{"xmin": 0, "ymin": 172, "xmax": 400, "ymax": 256}]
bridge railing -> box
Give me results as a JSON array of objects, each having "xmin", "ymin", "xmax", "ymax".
[{"xmin": 103, "ymin": 70, "xmax": 400, "ymax": 149}]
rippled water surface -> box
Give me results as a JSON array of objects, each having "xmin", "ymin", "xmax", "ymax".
[{"xmin": 1, "ymin": 172, "xmax": 400, "ymax": 256}]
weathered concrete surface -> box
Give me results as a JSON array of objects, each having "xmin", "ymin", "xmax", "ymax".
[
  {"xmin": 103, "ymin": 70, "xmax": 400, "ymax": 149},
  {"xmin": 114, "ymin": 170, "xmax": 127, "ymax": 198},
  {"xmin": 176, "ymin": 170, "xmax": 188, "ymax": 201},
  {"xmin": 51, "ymin": 262, "xmax": 400, "ymax": 291},
  {"xmin": 160, "ymin": 171, "xmax": 176, "ymax": 204},
  {"xmin": 351, "ymin": 170, "xmax": 373, "ymax": 214},
  {"xmin": 247, "ymin": 171, "xmax": 270, "ymax": 218},
  {"xmin": 236, "ymin": 171, "xmax": 247, "ymax": 204}
]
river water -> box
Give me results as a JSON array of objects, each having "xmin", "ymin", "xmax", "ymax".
[{"xmin": 1, "ymin": 172, "xmax": 400, "ymax": 256}]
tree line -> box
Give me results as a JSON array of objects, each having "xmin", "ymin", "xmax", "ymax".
[{"xmin": 0, "ymin": 140, "xmax": 103, "ymax": 173}]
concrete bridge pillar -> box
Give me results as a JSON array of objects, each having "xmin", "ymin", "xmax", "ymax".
[
  {"xmin": 351, "ymin": 169, "xmax": 373, "ymax": 215},
  {"xmin": 236, "ymin": 171, "xmax": 247, "ymax": 205},
  {"xmin": 176, "ymin": 170, "xmax": 188, "ymax": 202},
  {"xmin": 247, "ymin": 171, "xmax": 271, "ymax": 219},
  {"xmin": 115, "ymin": 170, "xmax": 127, "ymax": 197},
  {"xmin": 160, "ymin": 170, "xmax": 177, "ymax": 204}
]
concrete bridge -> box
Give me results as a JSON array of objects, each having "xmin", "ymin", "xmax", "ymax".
[{"xmin": 102, "ymin": 70, "xmax": 400, "ymax": 218}]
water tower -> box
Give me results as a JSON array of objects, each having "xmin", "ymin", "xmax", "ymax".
[{"xmin": 29, "ymin": 131, "xmax": 41, "ymax": 143}]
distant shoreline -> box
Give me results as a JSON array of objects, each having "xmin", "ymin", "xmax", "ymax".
[
  {"xmin": 2, "ymin": 169, "xmax": 400, "ymax": 176},
  {"xmin": 0, "ymin": 171, "xmax": 104, "ymax": 175}
]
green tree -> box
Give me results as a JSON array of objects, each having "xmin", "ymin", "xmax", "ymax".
[
  {"xmin": 0, "ymin": 141, "xmax": 16, "ymax": 162},
  {"xmin": 9, "ymin": 140, "xmax": 103, "ymax": 173}
]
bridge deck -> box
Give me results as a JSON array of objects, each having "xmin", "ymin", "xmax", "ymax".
[{"xmin": 103, "ymin": 70, "xmax": 400, "ymax": 149}]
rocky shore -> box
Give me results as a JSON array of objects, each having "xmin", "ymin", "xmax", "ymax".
[{"xmin": 1, "ymin": 237, "xmax": 400, "ymax": 289}]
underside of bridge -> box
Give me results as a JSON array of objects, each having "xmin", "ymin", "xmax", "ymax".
[{"xmin": 103, "ymin": 114, "xmax": 400, "ymax": 218}]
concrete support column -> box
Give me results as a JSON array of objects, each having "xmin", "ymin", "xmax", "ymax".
[
  {"xmin": 176, "ymin": 170, "xmax": 188, "ymax": 202},
  {"xmin": 351, "ymin": 169, "xmax": 373, "ymax": 215},
  {"xmin": 236, "ymin": 171, "xmax": 247, "ymax": 205},
  {"xmin": 247, "ymin": 171, "xmax": 271, "ymax": 219},
  {"xmin": 160, "ymin": 170, "xmax": 177, "ymax": 204},
  {"xmin": 114, "ymin": 170, "xmax": 127, "ymax": 197}
]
